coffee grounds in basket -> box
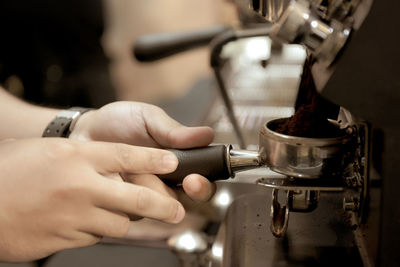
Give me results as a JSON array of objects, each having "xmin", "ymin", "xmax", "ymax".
[
  {"xmin": 274, "ymin": 58, "xmax": 342, "ymax": 138},
  {"xmin": 274, "ymin": 101, "xmax": 342, "ymax": 138}
]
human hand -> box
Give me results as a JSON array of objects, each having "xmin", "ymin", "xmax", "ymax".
[
  {"xmin": 0, "ymin": 138, "xmax": 184, "ymax": 262},
  {"xmin": 69, "ymin": 101, "xmax": 216, "ymax": 201}
]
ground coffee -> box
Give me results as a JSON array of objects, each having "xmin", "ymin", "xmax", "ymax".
[{"xmin": 274, "ymin": 58, "xmax": 342, "ymax": 138}]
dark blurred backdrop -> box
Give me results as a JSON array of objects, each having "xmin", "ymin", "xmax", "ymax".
[{"xmin": 0, "ymin": 0, "xmax": 115, "ymax": 108}]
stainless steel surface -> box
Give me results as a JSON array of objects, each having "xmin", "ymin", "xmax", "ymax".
[
  {"xmin": 310, "ymin": 0, "xmax": 373, "ymax": 91},
  {"xmin": 229, "ymin": 148, "xmax": 261, "ymax": 173},
  {"xmin": 270, "ymin": 188, "xmax": 289, "ymax": 237},
  {"xmin": 271, "ymin": 0, "xmax": 311, "ymax": 43},
  {"xmin": 167, "ymin": 231, "xmax": 208, "ymax": 254},
  {"xmin": 288, "ymin": 190, "xmax": 319, "ymax": 212},
  {"xmin": 343, "ymin": 197, "xmax": 359, "ymax": 212},
  {"xmin": 223, "ymin": 116, "xmax": 354, "ymax": 179},
  {"xmin": 213, "ymin": 68, "xmax": 247, "ymax": 148},
  {"xmin": 271, "ymin": 0, "xmax": 351, "ymax": 66},
  {"xmin": 243, "ymin": 0, "xmax": 362, "ymax": 24},
  {"xmin": 211, "ymin": 26, "xmax": 275, "ymax": 148},
  {"xmin": 257, "ymin": 177, "xmax": 345, "ymax": 191},
  {"xmin": 259, "ymin": 118, "xmax": 354, "ymax": 179},
  {"xmin": 207, "ymin": 37, "xmax": 305, "ymax": 146},
  {"xmin": 270, "ymin": 189, "xmax": 321, "ymax": 237},
  {"xmin": 249, "ymin": 0, "xmax": 291, "ymax": 23},
  {"xmin": 210, "ymin": 191, "xmax": 363, "ymax": 267},
  {"xmin": 310, "ymin": 0, "xmax": 362, "ymax": 21},
  {"xmin": 167, "ymin": 231, "xmax": 209, "ymax": 267}
]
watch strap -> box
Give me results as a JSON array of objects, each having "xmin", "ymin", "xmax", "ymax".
[{"xmin": 42, "ymin": 107, "xmax": 92, "ymax": 138}]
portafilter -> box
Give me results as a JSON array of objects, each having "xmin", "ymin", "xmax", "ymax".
[{"xmin": 159, "ymin": 118, "xmax": 354, "ymax": 184}]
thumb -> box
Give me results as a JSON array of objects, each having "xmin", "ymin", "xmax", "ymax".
[{"xmin": 142, "ymin": 105, "xmax": 214, "ymax": 149}]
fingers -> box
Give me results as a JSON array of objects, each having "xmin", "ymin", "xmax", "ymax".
[
  {"xmin": 94, "ymin": 177, "xmax": 185, "ymax": 224},
  {"xmin": 122, "ymin": 173, "xmax": 177, "ymax": 199},
  {"xmin": 182, "ymin": 174, "xmax": 216, "ymax": 202},
  {"xmin": 59, "ymin": 232, "xmax": 101, "ymax": 250},
  {"xmin": 80, "ymin": 142, "xmax": 178, "ymax": 175},
  {"xmin": 142, "ymin": 105, "xmax": 214, "ymax": 149},
  {"xmin": 104, "ymin": 173, "xmax": 124, "ymax": 182},
  {"xmin": 121, "ymin": 173, "xmax": 177, "ymax": 221},
  {"xmin": 80, "ymin": 208, "xmax": 131, "ymax": 239},
  {"xmin": 165, "ymin": 127, "xmax": 215, "ymax": 149}
]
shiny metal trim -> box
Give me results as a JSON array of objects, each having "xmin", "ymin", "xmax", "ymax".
[
  {"xmin": 288, "ymin": 190, "xmax": 320, "ymax": 212},
  {"xmin": 257, "ymin": 177, "xmax": 345, "ymax": 191},
  {"xmin": 270, "ymin": 188, "xmax": 289, "ymax": 237},
  {"xmin": 229, "ymin": 148, "xmax": 262, "ymax": 173}
]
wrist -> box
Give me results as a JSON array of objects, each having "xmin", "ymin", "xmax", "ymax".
[{"xmin": 68, "ymin": 109, "xmax": 95, "ymax": 141}]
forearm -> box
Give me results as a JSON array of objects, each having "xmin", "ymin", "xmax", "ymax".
[{"xmin": 0, "ymin": 87, "xmax": 59, "ymax": 139}]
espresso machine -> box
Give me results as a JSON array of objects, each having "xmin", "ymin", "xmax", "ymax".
[{"xmin": 132, "ymin": 1, "xmax": 400, "ymax": 266}]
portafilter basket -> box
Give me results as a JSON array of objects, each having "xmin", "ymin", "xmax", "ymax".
[{"xmin": 260, "ymin": 118, "xmax": 354, "ymax": 179}]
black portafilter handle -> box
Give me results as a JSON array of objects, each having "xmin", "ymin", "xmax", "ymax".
[
  {"xmin": 158, "ymin": 145, "xmax": 261, "ymax": 185},
  {"xmin": 134, "ymin": 25, "xmax": 230, "ymax": 62}
]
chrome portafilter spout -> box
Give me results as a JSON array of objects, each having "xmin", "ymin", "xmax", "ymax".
[{"xmin": 228, "ymin": 149, "xmax": 261, "ymax": 175}]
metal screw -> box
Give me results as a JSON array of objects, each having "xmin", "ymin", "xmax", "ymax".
[{"xmin": 343, "ymin": 197, "xmax": 359, "ymax": 212}]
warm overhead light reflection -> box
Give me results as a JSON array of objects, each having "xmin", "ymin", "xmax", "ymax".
[
  {"xmin": 244, "ymin": 37, "xmax": 271, "ymax": 61},
  {"xmin": 168, "ymin": 231, "xmax": 207, "ymax": 253},
  {"xmin": 212, "ymin": 243, "xmax": 223, "ymax": 258},
  {"xmin": 177, "ymin": 233, "xmax": 197, "ymax": 251},
  {"xmin": 311, "ymin": 20, "xmax": 318, "ymax": 28},
  {"xmin": 215, "ymin": 190, "xmax": 232, "ymax": 207}
]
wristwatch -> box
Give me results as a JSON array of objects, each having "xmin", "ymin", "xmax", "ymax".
[{"xmin": 42, "ymin": 107, "xmax": 92, "ymax": 138}]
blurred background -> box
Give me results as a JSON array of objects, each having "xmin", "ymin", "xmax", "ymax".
[
  {"xmin": 0, "ymin": 0, "xmax": 236, "ymax": 266},
  {"xmin": 0, "ymin": 0, "xmax": 236, "ymax": 107}
]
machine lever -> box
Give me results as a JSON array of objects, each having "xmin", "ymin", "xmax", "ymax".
[{"xmin": 133, "ymin": 25, "xmax": 230, "ymax": 62}]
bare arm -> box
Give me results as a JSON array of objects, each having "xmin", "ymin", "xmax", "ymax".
[{"xmin": 0, "ymin": 87, "xmax": 59, "ymax": 139}]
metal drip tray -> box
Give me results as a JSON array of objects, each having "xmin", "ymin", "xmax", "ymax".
[{"xmin": 210, "ymin": 191, "xmax": 363, "ymax": 267}]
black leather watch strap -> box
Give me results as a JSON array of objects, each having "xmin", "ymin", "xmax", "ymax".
[
  {"xmin": 42, "ymin": 107, "xmax": 92, "ymax": 138},
  {"xmin": 42, "ymin": 117, "xmax": 72, "ymax": 137}
]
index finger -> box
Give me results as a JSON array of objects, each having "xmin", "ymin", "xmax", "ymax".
[
  {"xmin": 94, "ymin": 177, "xmax": 185, "ymax": 224},
  {"xmin": 80, "ymin": 142, "xmax": 178, "ymax": 175}
]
